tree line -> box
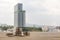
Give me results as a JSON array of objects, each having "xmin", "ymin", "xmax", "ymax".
[{"xmin": 0, "ymin": 26, "xmax": 42, "ymax": 32}]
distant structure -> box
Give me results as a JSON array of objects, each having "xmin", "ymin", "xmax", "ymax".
[
  {"xmin": 6, "ymin": 3, "xmax": 30, "ymax": 36},
  {"xmin": 14, "ymin": 3, "xmax": 25, "ymax": 28},
  {"xmin": 42, "ymin": 26, "xmax": 49, "ymax": 32}
]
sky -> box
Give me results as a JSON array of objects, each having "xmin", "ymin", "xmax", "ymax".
[{"xmin": 0, "ymin": 0, "xmax": 60, "ymax": 26}]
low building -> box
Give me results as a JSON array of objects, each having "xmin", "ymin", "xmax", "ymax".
[{"xmin": 42, "ymin": 26, "xmax": 49, "ymax": 32}]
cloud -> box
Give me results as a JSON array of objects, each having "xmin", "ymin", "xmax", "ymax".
[
  {"xmin": 21, "ymin": 0, "xmax": 60, "ymax": 25},
  {"xmin": 0, "ymin": 0, "xmax": 16, "ymax": 25},
  {"xmin": 0, "ymin": 0, "xmax": 60, "ymax": 26},
  {"xmin": 21, "ymin": 0, "xmax": 60, "ymax": 15}
]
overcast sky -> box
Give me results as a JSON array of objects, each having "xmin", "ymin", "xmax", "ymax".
[{"xmin": 0, "ymin": 0, "xmax": 60, "ymax": 26}]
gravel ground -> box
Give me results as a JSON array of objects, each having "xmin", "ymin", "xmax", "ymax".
[{"xmin": 0, "ymin": 32, "xmax": 60, "ymax": 40}]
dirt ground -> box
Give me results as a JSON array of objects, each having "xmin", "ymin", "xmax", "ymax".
[{"xmin": 0, "ymin": 32, "xmax": 60, "ymax": 40}]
